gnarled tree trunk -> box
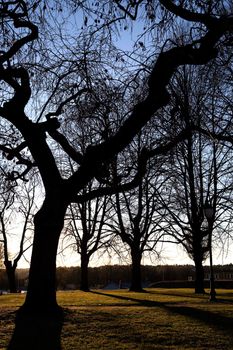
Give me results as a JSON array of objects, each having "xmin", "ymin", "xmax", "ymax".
[{"xmin": 20, "ymin": 193, "xmax": 68, "ymax": 315}]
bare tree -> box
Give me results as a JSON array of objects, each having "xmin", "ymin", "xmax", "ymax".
[
  {"xmin": 63, "ymin": 184, "xmax": 112, "ymax": 291},
  {"xmin": 157, "ymin": 65, "xmax": 233, "ymax": 293},
  {"xmin": 107, "ymin": 134, "xmax": 168, "ymax": 292},
  {"xmin": 0, "ymin": 178, "xmax": 37, "ymax": 292}
]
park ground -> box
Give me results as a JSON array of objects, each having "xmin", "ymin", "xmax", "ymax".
[{"xmin": 0, "ymin": 288, "xmax": 233, "ymax": 349}]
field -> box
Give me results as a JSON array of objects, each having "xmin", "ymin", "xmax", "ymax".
[{"xmin": 0, "ymin": 288, "xmax": 233, "ymax": 349}]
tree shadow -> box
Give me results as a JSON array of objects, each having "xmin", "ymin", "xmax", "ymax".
[
  {"xmin": 146, "ymin": 289, "xmax": 233, "ymax": 303},
  {"xmin": 7, "ymin": 309, "xmax": 64, "ymax": 350},
  {"xmin": 91, "ymin": 291, "xmax": 233, "ymax": 336},
  {"xmin": 146, "ymin": 289, "xmax": 206, "ymax": 299}
]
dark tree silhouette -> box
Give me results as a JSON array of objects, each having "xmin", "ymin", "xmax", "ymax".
[
  {"xmin": 63, "ymin": 188, "xmax": 111, "ymax": 292},
  {"xmin": 157, "ymin": 65, "xmax": 233, "ymax": 293},
  {"xmin": 0, "ymin": 1, "xmax": 232, "ymax": 315},
  {"xmin": 109, "ymin": 134, "xmax": 165, "ymax": 292},
  {"xmin": 0, "ymin": 178, "xmax": 35, "ymax": 293}
]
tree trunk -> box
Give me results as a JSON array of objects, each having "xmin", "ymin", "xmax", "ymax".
[
  {"xmin": 80, "ymin": 254, "xmax": 90, "ymax": 292},
  {"xmin": 5, "ymin": 261, "xmax": 17, "ymax": 293},
  {"xmin": 20, "ymin": 194, "xmax": 67, "ymax": 315},
  {"xmin": 194, "ymin": 257, "xmax": 205, "ymax": 294},
  {"xmin": 129, "ymin": 247, "xmax": 143, "ymax": 292}
]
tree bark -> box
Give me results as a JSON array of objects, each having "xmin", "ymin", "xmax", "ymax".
[
  {"xmin": 129, "ymin": 247, "xmax": 143, "ymax": 292},
  {"xmin": 194, "ymin": 256, "xmax": 205, "ymax": 294},
  {"xmin": 20, "ymin": 193, "xmax": 67, "ymax": 315},
  {"xmin": 80, "ymin": 254, "xmax": 90, "ymax": 292}
]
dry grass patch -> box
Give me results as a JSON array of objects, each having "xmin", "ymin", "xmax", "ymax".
[{"xmin": 0, "ymin": 289, "xmax": 233, "ymax": 349}]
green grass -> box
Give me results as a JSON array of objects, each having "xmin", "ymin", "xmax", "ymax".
[{"xmin": 1, "ymin": 289, "xmax": 233, "ymax": 349}]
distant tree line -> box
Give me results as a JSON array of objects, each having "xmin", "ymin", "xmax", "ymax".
[{"xmin": 1, "ymin": 264, "xmax": 233, "ymax": 292}]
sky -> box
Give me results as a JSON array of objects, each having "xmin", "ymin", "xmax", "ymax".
[
  {"xmin": 14, "ymin": 235, "xmax": 233, "ymax": 269},
  {"xmin": 57, "ymin": 241, "xmax": 233, "ymax": 268}
]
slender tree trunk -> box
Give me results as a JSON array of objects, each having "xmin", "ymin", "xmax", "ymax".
[
  {"xmin": 20, "ymin": 194, "xmax": 67, "ymax": 315},
  {"xmin": 129, "ymin": 247, "xmax": 143, "ymax": 292},
  {"xmin": 194, "ymin": 256, "xmax": 205, "ymax": 294},
  {"xmin": 80, "ymin": 253, "xmax": 90, "ymax": 292},
  {"xmin": 4, "ymin": 261, "xmax": 17, "ymax": 293}
]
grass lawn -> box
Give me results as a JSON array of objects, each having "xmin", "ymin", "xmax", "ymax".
[{"xmin": 0, "ymin": 288, "xmax": 233, "ymax": 349}]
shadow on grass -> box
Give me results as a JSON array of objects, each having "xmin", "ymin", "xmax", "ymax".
[
  {"xmin": 91, "ymin": 291, "xmax": 233, "ymax": 336},
  {"xmin": 146, "ymin": 289, "xmax": 233, "ymax": 303},
  {"xmin": 147, "ymin": 289, "xmax": 208, "ymax": 299},
  {"xmin": 7, "ymin": 310, "xmax": 63, "ymax": 350}
]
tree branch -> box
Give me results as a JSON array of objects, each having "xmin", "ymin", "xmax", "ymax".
[
  {"xmin": 0, "ymin": 67, "xmax": 31, "ymax": 109},
  {"xmin": 45, "ymin": 88, "xmax": 90, "ymax": 119},
  {"xmin": 66, "ymin": 20, "xmax": 231, "ymax": 197},
  {"xmin": 48, "ymin": 129, "xmax": 83, "ymax": 164},
  {"xmin": 159, "ymin": 0, "xmax": 218, "ymax": 28},
  {"xmin": 73, "ymin": 128, "xmax": 189, "ymax": 202},
  {"xmin": 0, "ymin": 1, "xmax": 38, "ymax": 64}
]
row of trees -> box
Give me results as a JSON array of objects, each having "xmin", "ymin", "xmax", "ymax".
[{"xmin": 0, "ymin": 1, "xmax": 232, "ymax": 316}]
